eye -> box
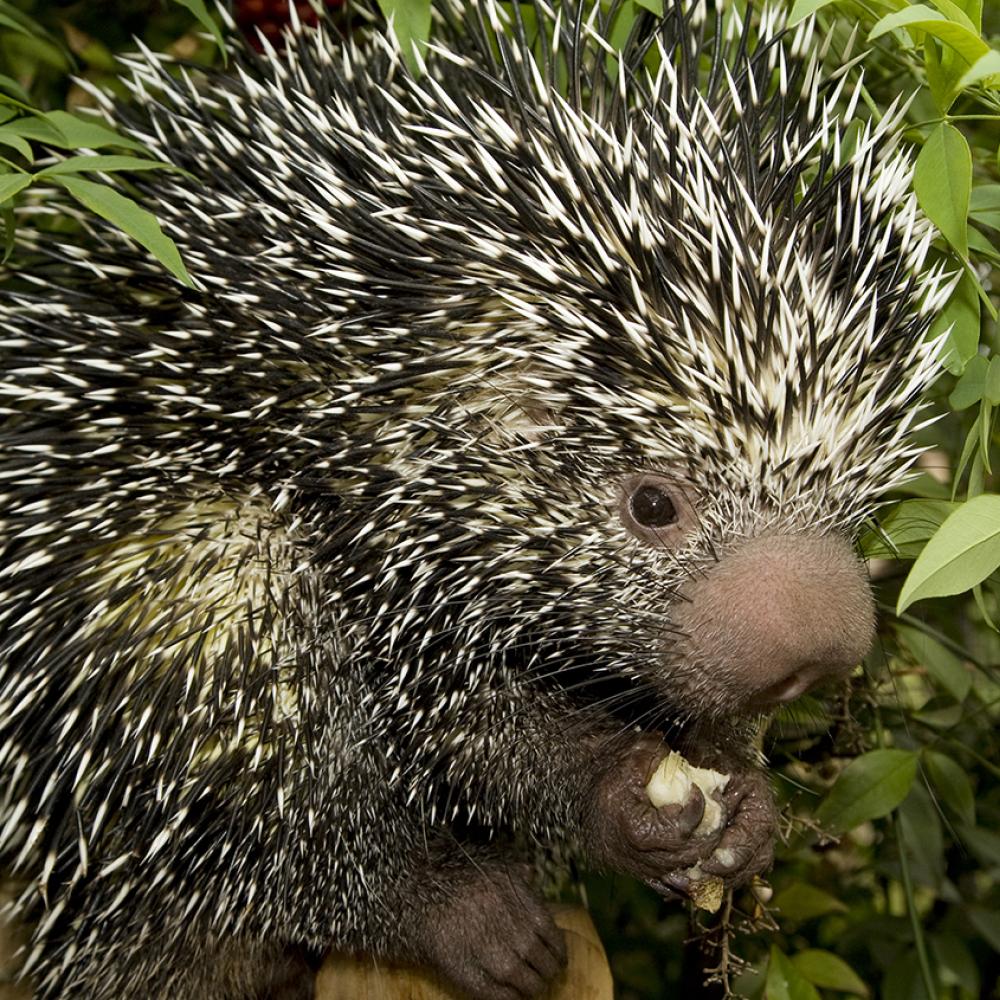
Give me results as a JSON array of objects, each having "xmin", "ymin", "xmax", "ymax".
[
  {"xmin": 630, "ymin": 484, "xmax": 678, "ymax": 527},
  {"xmin": 619, "ymin": 474, "xmax": 693, "ymax": 547}
]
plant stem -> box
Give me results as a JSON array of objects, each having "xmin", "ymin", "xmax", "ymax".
[{"xmin": 894, "ymin": 813, "xmax": 938, "ymax": 1000}]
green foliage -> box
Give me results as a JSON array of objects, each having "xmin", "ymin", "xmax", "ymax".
[
  {"xmin": 0, "ymin": 0, "xmax": 220, "ymax": 282},
  {"xmin": 592, "ymin": 1, "xmax": 1000, "ymax": 997},
  {"xmin": 375, "ymin": 0, "xmax": 432, "ymax": 72}
]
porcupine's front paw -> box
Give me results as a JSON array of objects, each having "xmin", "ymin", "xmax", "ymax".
[
  {"xmin": 250, "ymin": 943, "xmax": 321, "ymax": 1000},
  {"xmin": 586, "ymin": 736, "xmax": 776, "ymax": 897},
  {"xmin": 408, "ymin": 864, "xmax": 567, "ymax": 1000}
]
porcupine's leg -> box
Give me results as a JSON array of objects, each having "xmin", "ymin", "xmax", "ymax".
[
  {"xmin": 392, "ymin": 692, "xmax": 776, "ymax": 998},
  {"xmin": 386, "ymin": 842, "xmax": 567, "ymax": 1000}
]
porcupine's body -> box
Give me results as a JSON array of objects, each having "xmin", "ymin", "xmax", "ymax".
[{"xmin": 0, "ymin": 3, "xmax": 951, "ymax": 998}]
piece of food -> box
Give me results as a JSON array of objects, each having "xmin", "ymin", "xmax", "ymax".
[{"xmin": 645, "ymin": 752, "xmax": 731, "ymax": 912}]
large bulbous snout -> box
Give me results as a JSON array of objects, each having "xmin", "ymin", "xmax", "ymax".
[{"xmin": 674, "ymin": 533, "xmax": 875, "ymax": 710}]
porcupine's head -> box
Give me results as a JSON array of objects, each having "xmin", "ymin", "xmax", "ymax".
[{"xmin": 64, "ymin": 1, "xmax": 950, "ymax": 782}]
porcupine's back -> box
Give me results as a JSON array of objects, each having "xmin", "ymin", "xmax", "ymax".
[{"xmin": 0, "ymin": 2, "xmax": 951, "ymax": 995}]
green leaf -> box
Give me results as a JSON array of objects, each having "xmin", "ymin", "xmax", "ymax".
[
  {"xmin": 815, "ymin": 749, "xmax": 918, "ymax": 834},
  {"xmin": 931, "ymin": 271, "xmax": 979, "ymax": 373},
  {"xmin": 923, "ymin": 750, "xmax": 976, "ymax": 824},
  {"xmin": 862, "ymin": 499, "xmax": 957, "ymax": 559},
  {"xmin": 958, "ymin": 48, "xmax": 1000, "ymax": 89},
  {"xmin": 377, "ymin": 0, "xmax": 432, "ymax": 75},
  {"xmin": 1, "ymin": 198, "xmax": 14, "ymax": 260},
  {"xmin": 771, "ymin": 882, "xmax": 847, "ymax": 923},
  {"xmin": 53, "ymin": 176, "xmax": 193, "ymax": 287},
  {"xmin": 0, "ymin": 116, "xmax": 67, "ymax": 146},
  {"xmin": 899, "ymin": 781, "xmax": 945, "ymax": 888},
  {"xmin": 39, "ymin": 154, "xmax": 177, "ymax": 178},
  {"xmin": 765, "ymin": 947, "xmax": 821, "ymax": 1000},
  {"xmin": 787, "ymin": 0, "xmax": 836, "ymax": 24},
  {"xmin": 897, "ymin": 624, "xmax": 971, "ymax": 701},
  {"xmin": 634, "ymin": 0, "xmax": 663, "ymax": 14},
  {"xmin": 966, "ymin": 906, "xmax": 1000, "ymax": 952},
  {"xmin": 971, "ymin": 184, "xmax": 1000, "ymax": 213},
  {"xmin": 914, "ymin": 123, "xmax": 972, "ymax": 257},
  {"xmin": 0, "ymin": 10, "xmax": 35, "ymax": 38},
  {"xmin": 43, "ymin": 111, "xmax": 145, "ymax": 152},
  {"xmin": 0, "ymin": 125, "xmax": 31, "ymax": 161},
  {"xmin": 171, "ymin": 0, "xmax": 227, "ymax": 58},
  {"xmin": 986, "ymin": 356, "xmax": 1000, "ymax": 404},
  {"xmin": 890, "ymin": 472, "xmax": 952, "ymax": 499},
  {"xmin": 870, "ymin": 7, "xmax": 990, "ymax": 64},
  {"xmin": 882, "ymin": 951, "xmax": 935, "ymax": 1000},
  {"xmin": 0, "ymin": 73, "xmax": 30, "ymax": 104},
  {"xmin": 927, "ymin": 0, "xmax": 977, "ymax": 29},
  {"xmin": 897, "ymin": 494, "xmax": 1000, "ymax": 611},
  {"xmin": 790, "ymin": 950, "xmax": 870, "ymax": 996},
  {"xmin": 0, "ymin": 170, "xmax": 32, "ymax": 203},
  {"xmin": 949, "ymin": 352, "xmax": 988, "ymax": 409},
  {"xmin": 931, "ymin": 933, "xmax": 980, "ymax": 994}
]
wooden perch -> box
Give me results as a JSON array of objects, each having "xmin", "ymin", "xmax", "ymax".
[{"xmin": 317, "ymin": 904, "xmax": 613, "ymax": 1000}]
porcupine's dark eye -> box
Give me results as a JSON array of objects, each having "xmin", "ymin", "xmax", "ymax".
[
  {"xmin": 630, "ymin": 484, "xmax": 678, "ymax": 527},
  {"xmin": 619, "ymin": 474, "xmax": 693, "ymax": 547}
]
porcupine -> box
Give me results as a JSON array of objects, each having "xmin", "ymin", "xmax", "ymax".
[{"xmin": 0, "ymin": 1, "xmax": 952, "ymax": 998}]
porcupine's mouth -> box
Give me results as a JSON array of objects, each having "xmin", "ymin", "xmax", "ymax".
[{"xmin": 747, "ymin": 659, "xmax": 854, "ymax": 712}]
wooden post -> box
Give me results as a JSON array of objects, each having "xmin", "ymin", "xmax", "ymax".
[{"xmin": 317, "ymin": 905, "xmax": 613, "ymax": 1000}]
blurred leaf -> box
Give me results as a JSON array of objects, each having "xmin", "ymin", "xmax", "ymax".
[
  {"xmin": 765, "ymin": 946, "xmax": 821, "ymax": 1000},
  {"xmin": 966, "ymin": 906, "xmax": 1000, "ymax": 951},
  {"xmin": 53, "ymin": 175, "xmax": 193, "ymax": 287},
  {"xmin": 1, "ymin": 199, "xmax": 13, "ymax": 260},
  {"xmin": 896, "ymin": 624, "xmax": 972, "ymax": 701},
  {"xmin": 913, "ymin": 701, "xmax": 966, "ymax": 728},
  {"xmin": 882, "ymin": 951, "xmax": 935, "ymax": 1000},
  {"xmin": 0, "ymin": 10, "xmax": 36, "ymax": 39},
  {"xmin": 986, "ymin": 356, "xmax": 1000, "ymax": 404},
  {"xmin": 171, "ymin": 0, "xmax": 226, "ymax": 57},
  {"xmin": 4, "ymin": 31, "xmax": 70, "ymax": 72},
  {"xmin": 634, "ymin": 0, "xmax": 663, "ymax": 14},
  {"xmin": 897, "ymin": 494, "xmax": 1000, "ymax": 611},
  {"xmin": 0, "ymin": 125, "xmax": 31, "ymax": 161},
  {"xmin": 43, "ymin": 111, "xmax": 145, "ymax": 152},
  {"xmin": 914, "ymin": 123, "xmax": 971, "ymax": 257},
  {"xmin": 0, "ymin": 73, "xmax": 30, "ymax": 103},
  {"xmin": 958, "ymin": 48, "xmax": 1000, "ymax": 89},
  {"xmin": 788, "ymin": 0, "xmax": 836, "ymax": 24},
  {"xmin": 0, "ymin": 170, "xmax": 31, "ymax": 202},
  {"xmin": 816, "ymin": 749, "xmax": 918, "ymax": 834},
  {"xmin": 789, "ymin": 949, "xmax": 869, "ymax": 996},
  {"xmin": 377, "ymin": 0, "xmax": 432, "ymax": 74},
  {"xmin": 889, "ymin": 472, "xmax": 952, "ymax": 499},
  {"xmin": 869, "ymin": 7, "xmax": 989, "ymax": 65},
  {"xmin": 957, "ymin": 823, "xmax": 1000, "ymax": 867},
  {"xmin": 39, "ymin": 154, "xmax": 177, "ymax": 177},
  {"xmin": 862, "ymin": 499, "xmax": 957, "ymax": 559},
  {"xmin": 931, "ymin": 270, "xmax": 980, "ymax": 373},
  {"xmin": 898, "ymin": 781, "xmax": 945, "ymax": 888},
  {"xmin": 923, "ymin": 750, "xmax": 976, "ymax": 824},
  {"xmin": 0, "ymin": 116, "xmax": 67, "ymax": 146},
  {"xmin": 771, "ymin": 882, "xmax": 848, "ymax": 923},
  {"xmin": 931, "ymin": 933, "xmax": 980, "ymax": 994}
]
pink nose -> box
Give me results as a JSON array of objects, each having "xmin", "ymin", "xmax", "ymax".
[{"xmin": 676, "ymin": 533, "xmax": 875, "ymax": 709}]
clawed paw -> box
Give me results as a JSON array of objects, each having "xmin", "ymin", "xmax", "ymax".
[
  {"xmin": 410, "ymin": 865, "xmax": 567, "ymax": 1000},
  {"xmin": 587, "ymin": 737, "xmax": 776, "ymax": 897}
]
